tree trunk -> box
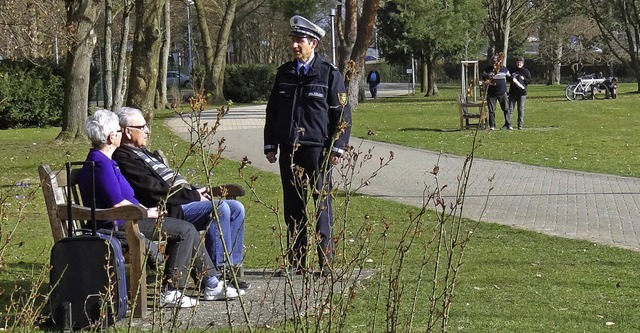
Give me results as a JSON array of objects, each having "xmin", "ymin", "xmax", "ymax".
[
  {"xmin": 425, "ymin": 57, "xmax": 438, "ymax": 96},
  {"xmin": 127, "ymin": 0, "xmax": 164, "ymax": 117},
  {"xmin": 337, "ymin": 0, "xmax": 381, "ymax": 110},
  {"xmin": 156, "ymin": 0, "xmax": 170, "ymax": 109},
  {"xmin": 103, "ymin": 0, "xmax": 114, "ymax": 110},
  {"xmin": 113, "ymin": 0, "xmax": 133, "ymax": 110},
  {"xmin": 501, "ymin": 0, "xmax": 511, "ymax": 64},
  {"xmin": 210, "ymin": 0, "xmax": 238, "ymax": 103},
  {"xmin": 357, "ymin": 61, "xmax": 366, "ymax": 102},
  {"xmin": 421, "ymin": 61, "xmax": 427, "ymax": 93},
  {"xmin": 193, "ymin": 0, "xmax": 214, "ymax": 94},
  {"xmin": 549, "ymin": 40, "xmax": 562, "ymax": 85},
  {"xmin": 57, "ymin": 0, "xmax": 99, "ymax": 141}
]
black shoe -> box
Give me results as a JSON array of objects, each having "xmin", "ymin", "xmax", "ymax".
[
  {"xmin": 320, "ymin": 266, "xmax": 332, "ymax": 277},
  {"xmin": 227, "ymin": 277, "xmax": 251, "ymax": 290},
  {"xmin": 273, "ymin": 266, "xmax": 304, "ymax": 277}
]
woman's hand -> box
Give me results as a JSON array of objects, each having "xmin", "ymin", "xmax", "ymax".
[{"xmin": 146, "ymin": 207, "xmax": 159, "ymax": 218}]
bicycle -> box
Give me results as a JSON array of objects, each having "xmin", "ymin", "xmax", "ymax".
[{"xmin": 565, "ymin": 74, "xmax": 612, "ymax": 101}]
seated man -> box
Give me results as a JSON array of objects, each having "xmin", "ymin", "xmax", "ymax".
[
  {"xmin": 112, "ymin": 107, "xmax": 250, "ymax": 290},
  {"xmin": 78, "ymin": 109, "xmax": 242, "ymax": 307}
]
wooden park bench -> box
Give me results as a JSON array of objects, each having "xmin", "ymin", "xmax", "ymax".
[
  {"xmin": 39, "ymin": 164, "xmax": 150, "ymax": 318},
  {"xmin": 456, "ymin": 94, "xmax": 487, "ymax": 130},
  {"xmin": 39, "ymin": 152, "xmax": 247, "ymax": 318}
]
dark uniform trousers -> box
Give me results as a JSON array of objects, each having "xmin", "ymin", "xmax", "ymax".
[{"xmin": 278, "ymin": 144, "xmax": 333, "ymax": 270}]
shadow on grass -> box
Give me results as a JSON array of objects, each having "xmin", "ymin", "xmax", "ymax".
[
  {"xmin": 367, "ymin": 96, "xmax": 456, "ymax": 104},
  {"xmin": 397, "ymin": 127, "xmax": 463, "ymax": 132},
  {"xmin": 0, "ymin": 262, "xmax": 49, "ymax": 307}
]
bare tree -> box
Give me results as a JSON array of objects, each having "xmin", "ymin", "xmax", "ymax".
[
  {"xmin": 103, "ymin": 0, "xmax": 114, "ymax": 109},
  {"xmin": 483, "ymin": 0, "xmax": 537, "ymax": 63},
  {"xmin": 57, "ymin": 0, "xmax": 100, "ymax": 140},
  {"xmin": 113, "ymin": 0, "xmax": 134, "ymax": 110},
  {"xmin": 336, "ymin": 0, "xmax": 381, "ymax": 109},
  {"xmin": 156, "ymin": 0, "xmax": 171, "ymax": 108},
  {"xmin": 127, "ymin": 0, "xmax": 164, "ymax": 116},
  {"xmin": 192, "ymin": 0, "xmax": 238, "ymax": 103},
  {"xmin": 0, "ymin": 1, "xmax": 65, "ymax": 62},
  {"xmin": 586, "ymin": 0, "xmax": 640, "ymax": 91}
]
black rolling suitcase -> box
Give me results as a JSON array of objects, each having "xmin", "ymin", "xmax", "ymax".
[{"xmin": 49, "ymin": 162, "xmax": 128, "ymax": 330}]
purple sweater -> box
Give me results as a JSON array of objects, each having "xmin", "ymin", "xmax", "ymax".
[{"xmin": 78, "ymin": 149, "xmax": 139, "ymax": 228}]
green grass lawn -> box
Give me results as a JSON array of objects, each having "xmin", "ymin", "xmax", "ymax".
[
  {"xmin": 354, "ymin": 83, "xmax": 640, "ymax": 177},
  {"xmin": 1, "ymin": 90, "xmax": 640, "ymax": 331}
]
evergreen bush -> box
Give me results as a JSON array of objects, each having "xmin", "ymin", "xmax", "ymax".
[
  {"xmin": 0, "ymin": 62, "xmax": 64, "ymax": 129},
  {"xmin": 224, "ymin": 64, "xmax": 276, "ymax": 103}
]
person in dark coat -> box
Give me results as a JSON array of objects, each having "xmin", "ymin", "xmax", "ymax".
[
  {"xmin": 366, "ymin": 69, "xmax": 381, "ymax": 98},
  {"xmin": 482, "ymin": 54, "xmax": 513, "ymax": 130},
  {"xmin": 508, "ymin": 56, "xmax": 531, "ymax": 130},
  {"xmin": 263, "ymin": 15, "xmax": 351, "ymax": 276}
]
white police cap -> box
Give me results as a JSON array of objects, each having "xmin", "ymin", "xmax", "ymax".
[{"xmin": 289, "ymin": 15, "xmax": 325, "ymax": 41}]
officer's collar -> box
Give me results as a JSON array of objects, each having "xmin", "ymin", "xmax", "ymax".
[{"xmin": 297, "ymin": 53, "xmax": 316, "ymax": 73}]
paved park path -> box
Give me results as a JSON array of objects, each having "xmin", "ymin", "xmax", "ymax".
[{"xmin": 166, "ymin": 82, "xmax": 640, "ymax": 252}]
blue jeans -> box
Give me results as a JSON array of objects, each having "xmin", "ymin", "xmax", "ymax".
[
  {"xmin": 181, "ymin": 200, "xmax": 245, "ymax": 268},
  {"xmin": 509, "ymin": 94, "xmax": 526, "ymax": 128}
]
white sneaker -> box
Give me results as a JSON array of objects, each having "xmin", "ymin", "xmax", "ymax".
[
  {"xmin": 161, "ymin": 289, "xmax": 199, "ymax": 308},
  {"xmin": 203, "ymin": 281, "xmax": 241, "ymax": 301}
]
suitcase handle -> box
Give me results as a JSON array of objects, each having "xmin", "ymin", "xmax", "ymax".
[{"xmin": 65, "ymin": 161, "xmax": 96, "ymax": 236}]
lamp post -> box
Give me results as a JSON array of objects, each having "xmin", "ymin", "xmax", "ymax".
[
  {"xmin": 186, "ymin": 0, "xmax": 194, "ymax": 71},
  {"xmin": 329, "ymin": 8, "xmax": 336, "ymax": 64}
]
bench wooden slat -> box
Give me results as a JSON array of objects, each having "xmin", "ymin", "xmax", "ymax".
[{"xmin": 457, "ymin": 94, "xmax": 487, "ymax": 130}]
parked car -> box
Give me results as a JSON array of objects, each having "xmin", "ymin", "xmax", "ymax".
[{"xmin": 166, "ymin": 71, "xmax": 191, "ymax": 88}]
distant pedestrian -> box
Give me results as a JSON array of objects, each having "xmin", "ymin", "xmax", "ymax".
[
  {"xmin": 482, "ymin": 53, "xmax": 512, "ymax": 130},
  {"xmin": 366, "ymin": 69, "xmax": 381, "ymax": 98},
  {"xmin": 508, "ymin": 56, "xmax": 531, "ymax": 130}
]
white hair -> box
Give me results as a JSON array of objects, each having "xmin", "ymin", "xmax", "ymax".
[
  {"xmin": 115, "ymin": 107, "xmax": 144, "ymax": 128},
  {"xmin": 85, "ymin": 109, "xmax": 120, "ymax": 149}
]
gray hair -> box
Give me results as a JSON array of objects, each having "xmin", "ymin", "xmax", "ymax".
[
  {"xmin": 85, "ymin": 109, "xmax": 120, "ymax": 149},
  {"xmin": 115, "ymin": 107, "xmax": 144, "ymax": 128}
]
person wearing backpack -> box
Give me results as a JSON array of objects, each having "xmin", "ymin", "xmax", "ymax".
[{"xmin": 366, "ymin": 68, "xmax": 381, "ymax": 98}]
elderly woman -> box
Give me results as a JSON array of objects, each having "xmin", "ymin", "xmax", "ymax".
[{"xmin": 78, "ymin": 109, "xmax": 242, "ymax": 308}]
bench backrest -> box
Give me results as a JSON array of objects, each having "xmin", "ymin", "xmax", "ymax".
[{"xmin": 39, "ymin": 164, "xmax": 84, "ymax": 242}]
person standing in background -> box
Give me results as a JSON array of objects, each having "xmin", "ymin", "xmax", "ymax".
[
  {"xmin": 509, "ymin": 56, "xmax": 531, "ymax": 130},
  {"xmin": 482, "ymin": 53, "xmax": 512, "ymax": 130},
  {"xmin": 366, "ymin": 68, "xmax": 381, "ymax": 98}
]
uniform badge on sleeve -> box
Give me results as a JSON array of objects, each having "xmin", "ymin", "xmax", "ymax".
[{"xmin": 338, "ymin": 92, "xmax": 348, "ymax": 106}]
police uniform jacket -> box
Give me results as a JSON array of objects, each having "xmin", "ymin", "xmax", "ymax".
[{"xmin": 264, "ymin": 53, "xmax": 351, "ymax": 156}]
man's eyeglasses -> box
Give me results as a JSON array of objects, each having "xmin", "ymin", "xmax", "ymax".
[{"xmin": 127, "ymin": 124, "xmax": 148, "ymax": 130}]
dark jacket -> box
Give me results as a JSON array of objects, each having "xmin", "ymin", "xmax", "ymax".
[
  {"xmin": 483, "ymin": 66, "xmax": 510, "ymax": 97},
  {"xmin": 367, "ymin": 70, "xmax": 381, "ymax": 87},
  {"xmin": 509, "ymin": 67, "xmax": 531, "ymax": 96},
  {"xmin": 264, "ymin": 53, "xmax": 351, "ymax": 156},
  {"xmin": 112, "ymin": 145, "xmax": 200, "ymax": 218}
]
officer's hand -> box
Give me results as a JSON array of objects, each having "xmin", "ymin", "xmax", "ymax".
[
  {"xmin": 266, "ymin": 152, "xmax": 277, "ymax": 163},
  {"xmin": 330, "ymin": 154, "xmax": 342, "ymax": 165}
]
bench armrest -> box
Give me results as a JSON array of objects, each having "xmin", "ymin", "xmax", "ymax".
[
  {"xmin": 57, "ymin": 204, "xmax": 148, "ymax": 221},
  {"xmin": 210, "ymin": 184, "xmax": 245, "ymax": 199}
]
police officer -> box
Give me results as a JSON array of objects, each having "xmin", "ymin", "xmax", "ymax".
[{"xmin": 264, "ymin": 15, "xmax": 351, "ymax": 276}]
